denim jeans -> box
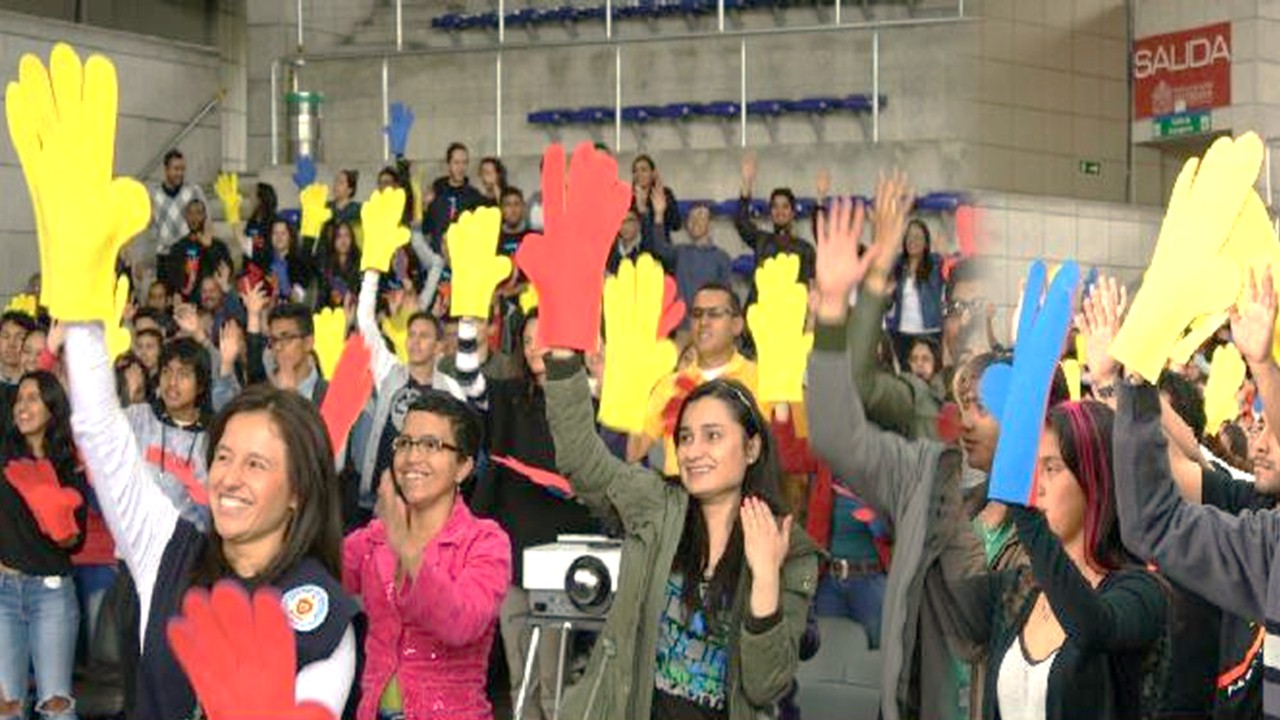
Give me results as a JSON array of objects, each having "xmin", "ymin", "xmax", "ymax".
[
  {"xmin": 0, "ymin": 572, "xmax": 79, "ymax": 719},
  {"xmin": 813, "ymin": 572, "xmax": 887, "ymax": 651}
]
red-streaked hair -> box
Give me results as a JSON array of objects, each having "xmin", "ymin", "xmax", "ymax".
[{"xmin": 1046, "ymin": 400, "xmax": 1134, "ymax": 573}]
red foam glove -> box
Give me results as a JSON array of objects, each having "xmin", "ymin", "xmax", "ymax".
[
  {"xmin": 5, "ymin": 458, "xmax": 82, "ymax": 544},
  {"xmin": 658, "ymin": 275, "xmax": 686, "ymax": 339},
  {"xmin": 167, "ymin": 581, "xmax": 334, "ymax": 720},
  {"xmin": 514, "ymin": 143, "xmax": 632, "ymax": 351},
  {"xmin": 320, "ymin": 335, "xmax": 374, "ymax": 460},
  {"xmin": 145, "ymin": 446, "xmax": 208, "ymax": 506},
  {"xmin": 491, "ymin": 454, "xmax": 574, "ymax": 499}
]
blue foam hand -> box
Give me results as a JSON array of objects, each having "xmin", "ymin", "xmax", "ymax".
[
  {"xmin": 292, "ymin": 156, "xmax": 316, "ymax": 190},
  {"xmin": 982, "ymin": 259, "xmax": 1081, "ymax": 507},
  {"xmin": 386, "ymin": 102, "xmax": 415, "ymax": 156}
]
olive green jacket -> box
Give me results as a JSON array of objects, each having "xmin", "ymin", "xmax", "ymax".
[{"xmin": 543, "ymin": 356, "xmax": 821, "ymax": 720}]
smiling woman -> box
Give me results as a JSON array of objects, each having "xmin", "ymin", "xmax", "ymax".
[{"xmin": 63, "ymin": 323, "xmax": 359, "ymax": 720}]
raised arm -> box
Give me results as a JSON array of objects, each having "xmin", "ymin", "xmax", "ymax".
[
  {"xmin": 543, "ymin": 353, "xmax": 667, "ymax": 531},
  {"xmin": 357, "ymin": 269, "xmax": 400, "ymax": 388},
  {"xmin": 1012, "ymin": 504, "xmax": 1165, "ymax": 651},
  {"xmin": 1114, "ymin": 380, "xmax": 1279, "ymax": 621}
]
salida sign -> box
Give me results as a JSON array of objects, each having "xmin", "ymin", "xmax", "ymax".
[{"xmin": 1133, "ymin": 22, "xmax": 1231, "ymax": 119}]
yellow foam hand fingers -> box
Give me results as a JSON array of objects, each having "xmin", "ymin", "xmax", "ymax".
[
  {"xmin": 215, "ymin": 173, "xmax": 241, "ymax": 225},
  {"xmin": 747, "ymin": 253, "xmax": 813, "ymax": 403},
  {"xmin": 5, "ymin": 294, "xmax": 37, "ymax": 317},
  {"xmin": 519, "ymin": 285, "xmax": 539, "ymax": 315},
  {"xmin": 1060, "ymin": 359, "xmax": 1082, "ymax": 401},
  {"xmin": 313, "ymin": 307, "xmax": 347, "ymax": 379},
  {"xmin": 6, "ymin": 43, "xmax": 150, "ymax": 321},
  {"xmin": 1205, "ymin": 344, "xmax": 1246, "ymax": 435},
  {"xmin": 361, "ymin": 187, "xmax": 410, "ymax": 273},
  {"xmin": 381, "ymin": 306, "xmax": 412, "ymax": 363},
  {"xmin": 446, "ymin": 207, "xmax": 511, "ymax": 319},
  {"xmin": 598, "ymin": 254, "xmax": 680, "ymax": 433},
  {"xmin": 105, "ymin": 275, "xmax": 131, "ymax": 361},
  {"xmin": 1110, "ymin": 133, "xmax": 1262, "ymax": 380},
  {"xmin": 299, "ymin": 183, "xmax": 332, "ymax": 239}
]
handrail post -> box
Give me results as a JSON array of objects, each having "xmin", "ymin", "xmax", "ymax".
[
  {"xmin": 739, "ymin": 38, "xmax": 747, "ymax": 148},
  {"xmin": 872, "ymin": 30, "xmax": 880, "ymax": 143},
  {"xmin": 270, "ymin": 58, "xmax": 280, "ymax": 165},
  {"xmin": 381, "ymin": 57, "xmax": 390, "ymax": 161}
]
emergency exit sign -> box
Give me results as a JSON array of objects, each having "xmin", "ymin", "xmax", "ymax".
[
  {"xmin": 1154, "ymin": 110, "xmax": 1212, "ymax": 138},
  {"xmin": 1079, "ymin": 160, "xmax": 1101, "ymax": 176}
]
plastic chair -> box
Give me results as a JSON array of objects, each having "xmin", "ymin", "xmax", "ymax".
[
  {"xmin": 691, "ymin": 100, "xmax": 741, "ymax": 118},
  {"xmin": 746, "ymin": 98, "xmax": 789, "ymax": 117},
  {"xmin": 528, "ymin": 109, "xmax": 571, "ymax": 125},
  {"xmin": 622, "ymin": 105, "xmax": 665, "ymax": 123},
  {"xmin": 566, "ymin": 106, "xmax": 615, "ymax": 124},
  {"xmin": 786, "ymin": 96, "xmax": 843, "ymax": 114}
]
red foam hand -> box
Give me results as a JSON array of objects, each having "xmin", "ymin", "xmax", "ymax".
[
  {"xmin": 4, "ymin": 458, "xmax": 82, "ymax": 544},
  {"xmin": 956, "ymin": 204, "xmax": 977, "ymax": 257},
  {"xmin": 145, "ymin": 446, "xmax": 208, "ymax": 506},
  {"xmin": 491, "ymin": 454, "xmax": 574, "ymax": 499},
  {"xmin": 658, "ymin": 275, "xmax": 686, "ymax": 339},
  {"xmin": 167, "ymin": 581, "xmax": 335, "ymax": 720},
  {"xmin": 936, "ymin": 402, "xmax": 962, "ymax": 443},
  {"xmin": 320, "ymin": 335, "xmax": 374, "ymax": 459},
  {"xmin": 515, "ymin": 143, "xmax": 632, "ymax": 351}
]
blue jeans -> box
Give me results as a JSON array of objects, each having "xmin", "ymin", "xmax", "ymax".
[
  {"xmin": 0, "ymin": 573, "xmax": 79, "ymax": 719},
  {"xmin": 813, "ymin": 572, "xmax": 886, "ymax": 651},
  {"xmin": 71, "ymin": 564, "xmax": 117, "ymax": 661}
]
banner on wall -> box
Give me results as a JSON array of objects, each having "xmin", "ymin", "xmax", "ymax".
[{"xmin": 1133, "ymin": 22, "xmax": 1231, "ymax": 120}]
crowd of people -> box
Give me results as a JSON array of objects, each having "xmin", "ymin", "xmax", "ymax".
[{"xmin": 3, "ymin": 42, "xmax": 1279, "ymax": 720}]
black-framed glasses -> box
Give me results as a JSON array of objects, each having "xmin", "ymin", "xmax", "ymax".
[
  {"xmin": 267, "ymin": 332, "xmax": 303, "ymax": 349},
  {"xmin": 689, "ymin": 307, "xmax": 735, "ymax": 321},
  {"xmin": 392, "ymin": 434, "xmax": 461, "ymax": 456}
]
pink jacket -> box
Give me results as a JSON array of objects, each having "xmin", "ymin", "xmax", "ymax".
[{"xmin": 343, "ymin": 501, "xmax": 511, "ymax": 720}]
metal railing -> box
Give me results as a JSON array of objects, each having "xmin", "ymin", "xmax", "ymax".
[
  {"xmin": 139, "ymin": 91, "xmax": 223, "ymax": 179},
  {"xmin": 271, "ymin": 0, "xmax": 973, "ymax": 164}
]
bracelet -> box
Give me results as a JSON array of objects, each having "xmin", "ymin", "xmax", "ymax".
[{"xmin": 1094, "ymin": 382, "xmax": 1117, "ymax": 400}]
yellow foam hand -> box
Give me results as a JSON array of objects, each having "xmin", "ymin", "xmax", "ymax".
[
  {"xmin": 747, "ymin": 253, "xmax": 813, "ymax": 403},
  {"xmin": 410, "ymin": 175, "xmax": 425, "ymax": 226},
  {"xmin": 5, "ymin": 294, "xmax": 37, "ymax": 317},
  {"xmin": 519, "ymin": 284, "xmax": 539, "ymax": 315},
  {"xmin": 1060, "ymin": 359, "xmax": 1082, "ymax": 401},
  {"xmin": 313, "ymin": 307, "xmax": 347, "ymax": 379},
  {"xmin": 598, "ymin": 254, "xmax": 681, "ymax": 433},
  {"xmin": 446, "ymin": 207, "xmax": 511, "ymax": 319},
  {"xmin": 361, "ymin": 187, "xmax": 410, "ymax": 273},
  {"xmin": 6, "ymin": 43, "xmax": 150, "ymax": 321},
  {"xmin": 299, "ymin": 183, "xmax": 332, "ymax": 239},
  {"xmin": 1204, "ymin": 344, "xmax": 1246, "ymax": 435},
  {"xmin": 215, "ymin": 172, "xmax": 241, "ymax": 225},
  {"xmin": 1110, "ymin": 133, "xmax": 1262, "ymax": 380},
  {"xmin": 380, "ymin": 305, "xmax": 413, "ymax": 363},
  {"xmin": 105, "ymin": 275, "xmax": 131, "ymax": 361}
]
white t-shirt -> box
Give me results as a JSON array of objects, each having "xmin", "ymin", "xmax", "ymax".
[{"xmin": 899, "ymin": 277, "xmax": 926, "ymax": 333}]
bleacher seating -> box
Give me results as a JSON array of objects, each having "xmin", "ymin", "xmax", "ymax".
[
  {"xmin": 526, "ymin": 94, "xmax": 886, "ymax": 130},
  {"xmin": 433, "ymin": 1, "xmax": 827, "ymax": 33}
]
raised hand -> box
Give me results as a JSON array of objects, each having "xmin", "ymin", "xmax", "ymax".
[
  {"xmin": 650, "ymin": 173, "xmax": 668, "ymax": 218},
  {"xmin": 360, "ymin": 187, "xmax": 410, "ymax": 273},
  {"xmin": 166, "ymin": 581, "xmax": 336, "ymax": 720},
  {"xmin": 242, "ymin": 281, "xmax": 269, "ymax": 333},
  {"xmin": 446, "ymin": 207, "xmax": 511, "ymax": 320},
  {"xmin": 1109, "ymin": 133, "xmax": 1265, "ymax": 381},
  {"xmin": 1230, "ymin": 265, "xmax": 1278, "ymax": 366},
  {"xmin": 867, "ymin": 169, "xmax": 915, "ymax": 282},
  {"xmin": 740, "ymin": 151, "xmax": 757, "ymax": 194},
  {"xmin": 598, "ymin": 254, "xmax": 684, "ymax": 433},
  {"xmin": 385, "ymin": 102, "xmax": 415, "ymax": 157},
  {"xmin": 5, "ymin": 43, "xmax": 150, "ymax": 321},
  {"xmin": 513, "ymin": 142, "xmax": 632, "ymax": 351},
  {"xmin": 748, "ymin": 254, "xmax": 813, "ymax": 403},
  {"xmin": 1073, "ymin": 274, "xmax": 1128, "ymax": 385},
  {"xmin": 741, "ymin": 496, "xmax": 791, "ymax": 576},
  {"xmin": 218, "ymin": 320, "xmax": 242, "ymax": 376},
  {"xmin": 174, "ymin": 302, "xmax": 201, "ymax": 338},
  {"xmin": 813, "ymin": 196, "xmax": 874, "ymax": 322},
  {"xmin": 815, "ymin": 168, "xmax": 832, "ymax": 199},
  {"xmin": 299, "ymin": 183, "xmax": 332, "ymax": 239},
  {"xmin": 215, "ymin": 173, "xmax": 241, "ymax": 225}
]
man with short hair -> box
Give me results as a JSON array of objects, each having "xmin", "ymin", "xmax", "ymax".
[
  {"xmin": 0, "ymin": 311, "xmax": 34, "ymax": 386},
  {"xmin": 650, "ymin": 201, "xmax": 732, "ymax": 309},
  {"xmin": 736, "ymin": 154, "xmax": 815, "ymax": 284},
  {"xmin": 629, "ymin": 283, "xmax": 760, "ymax": 473},
  {"xmin": 148, "ymin": 149, "xmax": 207, "ymax": 285},
  {"xmin": 237, "ymin": 302, "xmax": 328, "ymax": 405},
  {"xmin": 165, "ymin": 198, "xmax": 233, "ymax": 304}
]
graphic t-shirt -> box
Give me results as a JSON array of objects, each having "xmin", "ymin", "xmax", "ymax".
[{"xmin": 653, "ymin": 574, "xmax": 730, "ymax": 719}]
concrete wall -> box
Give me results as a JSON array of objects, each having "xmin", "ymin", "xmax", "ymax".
[
  {"xmin": 0, "ymin": 0, "xmax": 217, "ymax": 45},
  {"xmin": 0, "ymin": 9, "xmax": 220, "ymax": 295}
]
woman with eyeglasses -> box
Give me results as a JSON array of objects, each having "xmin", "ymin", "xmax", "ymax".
[
  {"xmin": 343, "ymin": 391, "xmax": 511, "ymax": 720},
  {"xmin": 63, "ymin": 321, "xmax": 359, "ymax": 720}
]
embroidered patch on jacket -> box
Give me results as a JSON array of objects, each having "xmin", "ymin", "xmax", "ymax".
[{"xmin": 282, "ymin": 584, "xmax": 330, "ymax": 633}]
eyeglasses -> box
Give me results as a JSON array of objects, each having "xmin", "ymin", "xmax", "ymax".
[
  {"xmin": 267, "ymin": 332, "xmax": 304, "ymax": 349},
  {"xmin": 392, "ymin": 434, "xmax": 461, "ymax": 456},
  {"xmin": 689, "ymin": 307, "xmax": 735, "ymax": 321}
]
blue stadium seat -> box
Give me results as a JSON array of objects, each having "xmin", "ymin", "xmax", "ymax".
[
  {"xmin": 915, "ymin": 192, "xmax": 965, "ymax": 212},
  {"xmin": 840, "ymin": 94, "xmax": 889, "ymax": 112},
  {"xmin": 678, "ymin": 199, "xmax": 714, "ymax": 217},
  {"xmin": 656, "ymin": 102, "xmax": 697, "ymax": 120},
  {"xmin": 786, "ymin": 96, "xmax": 843, "ymax": 114},
  {"xmin": 731, "ymin": 254, "xmax": 757, "ymax": 277},
  {"xmin": 713, "ymin": 199, "xmax": 742, "ymax": 217},
  {"xmin": 565, "ymin": 106, "xmax": 614, "ymax": 124},
  {"xmin": 504, "ymin": 8, "xmax": 541, "ymax": 27},
  {"xmin": 431, "ymin": 13, "xmax": 462, "ymax": 30},
  {"xmin": 691, "ymin": 101, "xmax": 741, "ymax": 118},
  {"xmin": 793, "ymin": 196, "xmax": 819, "ymax": 217},
  {"xmin": 621, "ymin": 105, "xmax": 665, "ymax": 123},
  {"xmin": 749, "ymin": 198, "xmax": 769, "ymax": 216},
  {"xmin": 616, "ymin": 1, "xmax": 660, "ymax": 20},
  {"xmin": 527, "ymin": 109, "xmax": 571, "ymax": 125},
  {"xmin": 679, "ymin": 0, "xmax": 714, "ymax": 14},
  {"xmin": 575, "ymin": 6, "xmax": 607, "ymax": 20},
  {"xmin": 279, "ymin": 209, "xmax": 302, "ymax": 228},
  {"xmin": 746, "ymin": 98, "xmax": 788, "ymax": 117},
  {"xmin": 537, "ymin": 5, "xmax": 578, "ymax": 23}
]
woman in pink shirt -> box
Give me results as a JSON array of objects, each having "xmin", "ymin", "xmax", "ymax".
[{"xmin": 343, "ymin": 391, "xmax": 511, "ymax": 720}]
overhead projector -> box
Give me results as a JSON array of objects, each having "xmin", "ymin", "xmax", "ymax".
[{"xmin": 522, "ymin": 535, "xmax": 622, "ymax": 620}]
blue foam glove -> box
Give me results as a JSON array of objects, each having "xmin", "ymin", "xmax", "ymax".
[
  {"xmin": 981, "ymin": 259, "xmax": 1081, "ymax": 507},
  {"xmin": 292, "ymin": 156, "xmax": 316, "ymax": 190},
  {"xmin": 386, "ymin": 102, "xmax": 415, "ymax": 157}
]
